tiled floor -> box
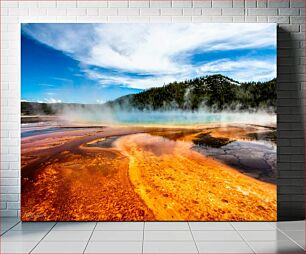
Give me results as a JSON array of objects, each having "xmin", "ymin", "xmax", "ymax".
[{"xmin": 0, "ymin": 218, "xmax": 304, "ymax": 253}]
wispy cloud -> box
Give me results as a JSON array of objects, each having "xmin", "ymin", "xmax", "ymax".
[
  {"xmin": 43, "ymin": 98, "xmax": 62, "ymax": 103},
  {"xmin": 196, "ymin": 58, "xmax": 276, "ymax": 82},
  {"xmin": 84, "ymin": 57, "xmax": 276, "ymax": 89},
  {"xmin": 22, "ymin": 23, "xmax": 276, "ymax": 89}
]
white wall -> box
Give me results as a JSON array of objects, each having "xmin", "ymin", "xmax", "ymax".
[{"xmin": 1, "ymin": 0, "xmax": 305, "ymax": 218}]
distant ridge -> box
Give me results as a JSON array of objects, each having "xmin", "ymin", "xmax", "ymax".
[{"xmin": 21, "ymin": 74, "xmax": 276, "ymax": 115}]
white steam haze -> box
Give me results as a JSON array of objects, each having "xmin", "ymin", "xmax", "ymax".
[{"xmin": 56, "ymin": 105, "xmax": 276, "ymax": 127}]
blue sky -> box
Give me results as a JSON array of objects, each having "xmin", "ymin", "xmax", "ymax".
[
  {"xmin": 21, "ymin": 23, "xmax": 276, "ymax": 104},
  {"xmin": 21, "ymin": 34, "xmax": 142, "ymax": 103}
]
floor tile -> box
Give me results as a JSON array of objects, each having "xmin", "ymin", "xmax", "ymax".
[
  {"xmin": 90, "ymin": 230, "xmax": 143, "ymax": 241},
  {"xmin": 12, "ymin": 222, "xmax": 55, "ymax": 231},
  {"xmin": 192, "ymin": 230, "xmax": 243, "ymax": 241},
  {"xmin": 52, "ymin": 222, "xmax": 96, "ymax": 231},
  {"xmin": 85, "ymin": 241, "xmax": 142, "ymax": 253},
  {"xmin": 239, "ymin": 230, "xmax": 291, "ymax": 241},
  {"xmin": 282, "ymin": 230, "xmax": 305, "ymax": 241},
  {"xmin": 0, "ymin": 230, "xmax": 48, "ymax": 242},
  {"xmin": 144, "ymin": 230, "xmax": 193, "ymax": 241},
  {"xmin": 1, "ymin": 241, "xmax": 37, "ymax": 253},
  {"xmin": 1, "ymin": 229, "xmax": 8, "ymax": 235},
  {"xmin": 96, "ymin": 222, "xmax": 143, "ymax": 231},
  {"xmin": 231, "ymin": 222, "xmax": 275, "ymax": 231},
  {"xmin": 32, "ymin": 241, "xmax": 87, "ymax": 253},
  {"xmin": 42, "ymin": 230, "xmax": 92, "ymax": 242},
  {"xmin": 276, "ymin": 221, "xmax": 305, "ymax": 231},
  {"xmin": 1, "ymin": 225, "xmax": 17, "ymax": 235},
  {"xmin": 249, "ymin": 240, "xmax": 305, "ymax": 253},
  {"xmin": 295, "ymin": 240, "xmax": 305, "ymax": 250},
  {"xmin": 269, "ymin": 222, "xmax": 277, "ymax": 228},
  {"xmin": 145, "ymin": 222, "xmax": 189, "ymax": 231},
  {"xmin": 197, "ymin": 241, "xmax": 253, "ymax": 253},
  {"xmin": 1, "ymin": 221, "xmax": 20, "ymax": 234},
  {"xmin": 143, "ymin": 241, "xmax": 198, "ymax": 253},
  {"xmin": 282, "ymin": 230, "xmax": 305, "ymax": 249},
  {"xmin": 189, "ymin": 222, "xmax": 234, "ymax": 231}
]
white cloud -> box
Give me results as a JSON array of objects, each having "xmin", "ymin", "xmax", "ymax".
[
  {"xmin": 96, "ymin": 99, "xmax": 105, "ymax": 104},
  {"xmin": 85, "ymin": 57, "xmax": 276, "ymax": 89},
  {"xmin": 43, "ymin": 98, "xmax": 62, "ymax": 103},
  {"xmin": 22, "ymin": 23, "xmax": 276, "ymax": 88},
  {"xmin": 91, "ymin": 23, "xmax": 275, "ymax": 75},
  {"xmin": 84, "ymin": 68, "xmax": 181, "ymax": 89},
  {"xmin": 196, "ymin": 58, "xmax": 276, "ymax": 82}
]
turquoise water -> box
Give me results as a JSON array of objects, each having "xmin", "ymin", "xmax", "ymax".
[
  {"xmin": 110, "ymin": 111, "xmax": 276, "ymax": 126},
  {"xmin": 58, "ymin": 109, "xmax": 276, "ymax": 126}
]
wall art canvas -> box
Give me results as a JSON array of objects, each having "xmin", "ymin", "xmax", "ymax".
[{"xmin": 21, "ymin": 23, "xmax": 277, "ymax": 221}]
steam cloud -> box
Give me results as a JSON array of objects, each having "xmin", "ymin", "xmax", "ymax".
[{"xmin": 54, "ymin": 104, "xmax": 276, "ymax": 127}]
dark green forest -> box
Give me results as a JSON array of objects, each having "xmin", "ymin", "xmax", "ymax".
[
  {"xmin": 107, "ymin": 74, "xmax": 276, "ymax": 112},
  {"xmin": 22, "ymin": 74, "xmax": 276, "ymax": 115}
]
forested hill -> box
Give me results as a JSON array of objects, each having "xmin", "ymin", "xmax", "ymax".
[
  {"xmin": 21, "ymin": 74, "xmax": 276, "ymax": 116},
  {"xmin": 107, "ymin": 74, "xmax": 276, "ymax": 112}
]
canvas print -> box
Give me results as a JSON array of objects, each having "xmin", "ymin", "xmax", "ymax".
[{"xmin": 21, "ymin": 23, "xmax": 277, "ymax": 221}]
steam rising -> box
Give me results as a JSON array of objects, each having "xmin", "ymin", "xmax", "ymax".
[{"xmin": 56, "ymin": 104, "xmax": 276, "ymax": 127}]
